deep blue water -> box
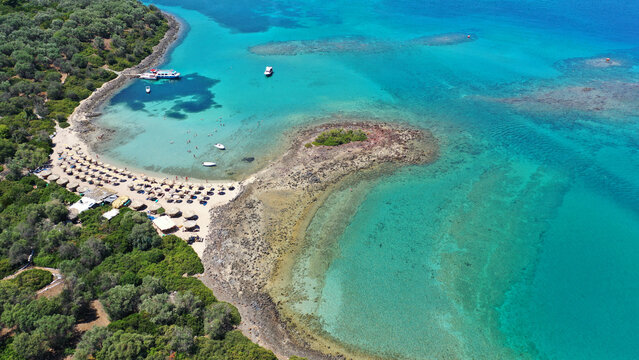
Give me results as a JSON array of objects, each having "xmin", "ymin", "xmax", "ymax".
[{"xmin": 96, "ymin": 0, "xmax": 639, "ymax": 358}]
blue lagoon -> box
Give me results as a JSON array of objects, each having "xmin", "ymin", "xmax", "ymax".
[{"xmin": 94, "ymin": 0, "xmax": 639, "ymax": 358}]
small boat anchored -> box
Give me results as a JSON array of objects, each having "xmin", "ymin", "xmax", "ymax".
[
  {"xmin": 264, "ymin": 66, "xmax": 273, "ymax": 77},
  {"xmin": 202, "ymin": 162, "xmax": 217, "ymax": 167},
  {"xmin": 145, "ymin": 86, "xmax": 151, "ymax": 94},
  {"xmin": 214, "ymin": 143, "xmax": 225, "ymax": 150}
]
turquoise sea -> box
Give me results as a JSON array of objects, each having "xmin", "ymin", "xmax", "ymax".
[{"xmin": 96, "ymin": 0, "xmax": 639, "ymax": 358}]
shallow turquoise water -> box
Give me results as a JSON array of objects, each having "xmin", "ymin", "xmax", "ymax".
[{"xmin": 97, "ymin": 1, "xmax": 639, "ymax": 358}]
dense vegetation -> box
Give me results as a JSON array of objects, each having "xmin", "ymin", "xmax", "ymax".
[
  {"xmin": 311, "ymin": 128, "xmax": 367, "ymax": 146},
  {"xmin": 0, "ymin": 176, "xmax": 279, "ymax": 359},
  {"xmin": 0, "ymin": 0, "xmax": 168, "ymax": 178},
  {"xmin": 9, "ymin": 269, "xmax": 54, "ymax": 292},
  {"xmin": 0, "ymin": 0, "xmax": 308, "ymax": 359}
]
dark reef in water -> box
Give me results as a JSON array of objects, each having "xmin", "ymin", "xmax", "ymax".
[
  {"xmin": 109, "ymin": 73, "xmax": 221, "ymax": 119},
  {"xmin": 248, "ymin": 32, "xmax": 476, "ymax": 56}
]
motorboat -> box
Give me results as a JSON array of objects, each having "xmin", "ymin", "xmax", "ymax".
[
  {"xmin": 139, "ymin": 68, "xmax": 181, "ymax": 80},
  {"xmin": 145, "ymin": 86, "xmax": 151, "ymax": 94},
  {"xmin": 214, "ymin": 143, "xmax": 225, "ymax": 150},
  {"xmin": 264, "ymin": 66, "xmax": 273, "ymax": 77},
  {"xmin": 202, "ymin": 162, "xmax": 216, "ymax": 167}
]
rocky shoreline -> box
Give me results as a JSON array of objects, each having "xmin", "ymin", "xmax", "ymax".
[
  {"xmin": 68, "ymin": 11, "xmax": 183, "ymax": 141},
  {"xmin": 201, "ymin": 121, "xmax": 438, "ymax": 359}
]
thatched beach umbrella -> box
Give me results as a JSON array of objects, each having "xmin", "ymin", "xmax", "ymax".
[
  {"xmin": 40, "ymin": 170, "xmax": 52, "ymax": 179},
  {"xmin": 48, "ymin": 174, "xmax": 59, "ymax": 182},
  {"xmin": 183, "ymin": 210, "xmax": 197, "ymax": 220},
  {"xmin": 56, "ymin": 178, "xmax": 69, "ymax": 186},
  {"xmin": 183, "ymin": 220, "xmax": 197, "ymax": 230},
  {"xmin": 78, "ymin": 186, "xmax": 89, "ymax": 193},
  {"xmin": 148, "ymin": 203, "xmax": 161, "ymax": 214},
  {"xmin": 130, "ymin": 200, "xmax": 145, "ymax": 210},
  {"xmin": 67, "ymin": 182, "xmax": 79, "ymax": 191},
  {"xmin": 166, "ymin": 207, "xmax": 181, "ymax": 217}
]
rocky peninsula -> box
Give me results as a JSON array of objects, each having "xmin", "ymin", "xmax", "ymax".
[{"xmin": 201, "ymin": 121, "xmax": 438, "ymax": 359}]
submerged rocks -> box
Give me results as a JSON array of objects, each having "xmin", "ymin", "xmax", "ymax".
[{"xmin": 202, "ymin": 121, "xmax": 438, "ymax": 360}]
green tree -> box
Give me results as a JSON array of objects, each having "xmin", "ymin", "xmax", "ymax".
[
  {"xmin": 11, "ymin": 331, "xmax": 48, "ymax": 360},
  {"xmin": 97, "ymin": 330, "xmax": 155, "ymax": 360},
  {"xmin": 203, "ymin": 302, "xmax": 240, "ymax": 339},
  {"xmin": 9, "ymin": 143, "xmax": 49, "ymax": 170},
  {"xmin": 34, "ymin": 314, "xmax": 75, "ymax": 348},
  {"xmin": 101, "ymin": 284, "xmax": 138, "ymax": 321},
  {"xmin": 167, "ymin": 325, "xmax": 194, "ymax": 354},
  {"xmin": 74, "ymin": 326, "xmax": 111, "ymax": 360},
  {"xmin": 44, "ymin": 199, "xmax": 68, "ymax": 223},
  {"xmin": 0, "ymin": 138, "xmax": 17, "ymax": 163},
  {"xmin": 128, "ymin": 223, "xmax": 160, "ymax": 250},
  {"xmin": 139, "ymin": 293, "xmax": 175, "ymax": 325}
]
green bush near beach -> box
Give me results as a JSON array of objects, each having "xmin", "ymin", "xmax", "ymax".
[
  {"xmin": 0, "ymin": 0, "xmax": 167, "ymax": 175},
  {"xmin": 312, "ymin": 128, "xmax": 367, "ymax": 146},
  {"xmin": 0, "ymin": 176, "xmax": 278, "ymax": 359},
  {"xmin": 0, "ymin": 1, "xmax": 284, "ymax": 359},
  {"xmin": 10, "ymin": 269, "xmax": 53, "ymax": 292}
]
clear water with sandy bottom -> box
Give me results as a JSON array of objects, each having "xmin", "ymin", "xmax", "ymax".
[{"xmin": 96, "ymin": 0, "xmax": 639, "ymax": 358}]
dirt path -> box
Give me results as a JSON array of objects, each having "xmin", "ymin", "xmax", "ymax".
[{"xmin": 76, "ymin": 300, "xmax": 110, "ymax": 332}]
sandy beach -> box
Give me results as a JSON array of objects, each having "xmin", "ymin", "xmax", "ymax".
[
  {"xmin": 40, "ymin": 9, "xmax": 439, "ymax": 359},
  {"xmin": 41, "ymin": 11, "xmax": 244, "ymax": 257}
]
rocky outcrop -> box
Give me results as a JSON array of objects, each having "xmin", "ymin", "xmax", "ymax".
[{"xmin": 201, "ymin": 122, "xmax": 438, "ymax": 359}]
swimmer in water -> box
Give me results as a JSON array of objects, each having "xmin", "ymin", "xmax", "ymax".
[{"xmin": 170, "ymin": 141, "xmax": 174, "ymax": 144}]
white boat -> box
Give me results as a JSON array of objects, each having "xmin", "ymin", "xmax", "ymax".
[
  {"xmin": 264, "ymin": 66, "xmax": 273, "ymax": 77},
  {"xmin": 202, "ymin": 162, "xmax": 216, "ymax": 167},
  {"xmin": 139, "ymin": 73, "xmax": 157, "ymax": 80},
  {"xmin": 139, "ymin": 68, "xmax": 181, "ymax": 80},
  {"xmin": 145, "ymin": 86, "xmax": 151, "ymax": 94},
  {"xmin": 214, "ymin": 143, "xmax": 225, "ymax": 150}
]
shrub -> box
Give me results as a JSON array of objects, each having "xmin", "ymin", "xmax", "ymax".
[
  {"xmin": 12, "ymin": 269, "xmax": 53, "ymax": 292},
  {"xmin": 312, "ymin": 128, "xmax": 367, "ymax": 146}
]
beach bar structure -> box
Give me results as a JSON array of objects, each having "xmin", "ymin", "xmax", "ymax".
[{"xmin": 153, "ymin": 216, "xmax": 177, "ymax": 233}]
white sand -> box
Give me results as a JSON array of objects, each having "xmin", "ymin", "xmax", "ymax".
[{"xmin": 45, "ymin": 126, "xmax": 249, "ymax": 259}]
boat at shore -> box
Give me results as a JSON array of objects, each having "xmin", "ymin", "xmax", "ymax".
[
  {"xmin": 264, "ymin": 66, "xmax": 273, "ymax": 77},
  {"xmin": 145, "ymin": 86, "xmax": 151, "ymax": 94},
  {"xmin": 139, "ymin": 68, "xmax": 181, "ymax": 80},
  {"xmin": 214, "ymin": 143, "xmax": 225, "ymax": 150},
  {"xmin": 202, "ymin": 162, "xmax": 216, "ymax": 167}
]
